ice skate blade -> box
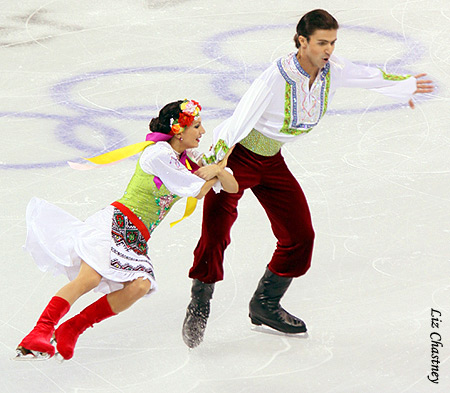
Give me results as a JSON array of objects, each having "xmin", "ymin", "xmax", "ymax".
[
  {"xmin": 251, "ymin": 324, "xmax": 309, "ymax": 339},
  {"xmin": 12, "ymin": 347, "xmax": 51, "ymax": 361},
  {"xmin": 50, "ymin": 337, "xmax": 66, "ymax": 363},
  {"xmin": 54, "ymin": 352, "xmax": 66, "ymax": 363}
]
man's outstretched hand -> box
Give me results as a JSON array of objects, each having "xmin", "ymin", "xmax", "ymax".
[{"xmin": 409, "ymin": 73, "xmax": 434, "ymax": 109}]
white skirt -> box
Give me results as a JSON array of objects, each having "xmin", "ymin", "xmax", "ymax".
[{"xmin": 24, "ymin": 197, "xmax": 157, "ymax": 296}]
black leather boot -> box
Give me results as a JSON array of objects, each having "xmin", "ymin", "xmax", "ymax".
[
  {"xmin": 182, "ymin": 279, "xmax": 215, "ymax": 348},
  {"xmin": 249, "ymin": 268, "xmax": 307, "ymax": 334}
]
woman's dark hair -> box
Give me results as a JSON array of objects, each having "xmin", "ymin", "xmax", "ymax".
[
  {"xmin": 149, "ymin": 100, "xmax": 183, "ymax": 134},
  {"xmin": 293, "ymin": 9, "xmax": 339, "ymax": 48}
]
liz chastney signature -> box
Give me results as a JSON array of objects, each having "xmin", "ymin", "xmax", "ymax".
[{"xmin": 428, "ymin": 308, "xmax": 443, "ymax": 384}]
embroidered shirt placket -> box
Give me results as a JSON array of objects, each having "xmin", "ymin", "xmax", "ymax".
[{"xmin": 278, "ymin": 53, "xmax": 331, "ymax": 135}]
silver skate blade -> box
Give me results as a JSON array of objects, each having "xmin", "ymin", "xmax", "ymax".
[
  {"xmin": 12, "ymin": 347, "xmax": 51, "ymax": 361},
  {"xmin": 251, "ymin": 325, "xmax": 309, "ymax": 339},
  {"xmin": 54, "ymin": 352, "xmax": 66, "ymax": 363},
  {"xmin": 50, "ymin": 338, "xmax": 66, "ymax": 363}
]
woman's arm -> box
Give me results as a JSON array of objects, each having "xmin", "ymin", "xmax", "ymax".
[
  {"xmin": 194, "ymin": 165, "xmax": 238, "ymax": 199},
  {"xmin": 195, "ymin": 177, "xmax": 219, "ymax": 199},
  {"xmin": 194, "ymin": 146, "xmax": 238, "ymax": 197}
]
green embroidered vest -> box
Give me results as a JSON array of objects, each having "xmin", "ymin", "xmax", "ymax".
[{"xmin": 116, "ymin": 160, "xmax": 181, "ymax": 236}]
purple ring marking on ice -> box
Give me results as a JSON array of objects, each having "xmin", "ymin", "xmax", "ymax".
[{"xmin": 2, "ymin": 24, "xmax": 430, "ymax": 169}]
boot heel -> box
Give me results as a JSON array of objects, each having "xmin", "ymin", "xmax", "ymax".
[
  {"xmin": 249, "ymin": 315, "xmax": 262, "ymax": 326},
  {"xmin": 248, "ymin": 268, "xmax": 307, "ymax": 334}
]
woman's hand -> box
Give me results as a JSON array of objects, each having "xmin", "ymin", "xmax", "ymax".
[
  {"xmin": 409, "ymin": 73, "xmax": 434, "ymax": 109},
  {"xmin": 194, "ymin": 144, "xmax": 238, "ymax": 197},
  {"xmin": 217, "ymin": 145, "xmax": 235, "ymax": 169},
  {"xmin": 195, "ymin": 145, "xmax": 235, "ymax": 179},
  {"xmin": 194, "ymin": 165, "xmax": 220, "ymax": 181}
]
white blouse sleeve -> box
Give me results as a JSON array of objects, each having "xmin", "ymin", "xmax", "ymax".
[
  {"xmin": 331, "ymin": 54, "xmax": 416, "ymax": 103},
  {"xmin": 139, "ymin": 144, "xmax": 205, "ymax": 198},
  {"xmin": 204, "ymin": 63, "xmax": 280, "ymax": 163}
]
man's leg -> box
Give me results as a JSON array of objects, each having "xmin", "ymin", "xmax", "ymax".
[
  {"xmin": 189, "ymin": 187, "xmax": 244, "ymax": 283},
  {"xmin": 183, "ymin": 144, "xmax": 260, "ymax": 347},
  {"xmin": 249, "ymin": 153, "xmax": 314, "ymax": 333},
  {"xmin": 189, "ymin": 143, "xmax": 261, "ymax": 283}
]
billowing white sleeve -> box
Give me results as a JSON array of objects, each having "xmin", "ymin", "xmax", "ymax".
[
  {"xmin": 331, "ymin": 54, "xmax": 416, "ymax": 103},
  {"xmin": 203, "ymin": 63, "xmax": 279, "ymax": 164},
  {"xmin": 139, "ymin": 144, "xmax": 205, "ymax": 198}
]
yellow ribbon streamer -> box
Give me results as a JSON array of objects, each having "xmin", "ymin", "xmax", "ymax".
[
  {"xmin": 84, "ymin": 141, "xmax": 198, "ymax": 227},
  {"xmin": 170, "ymin": 196, "xmax": 198, "ymax": 227},
  {"xmin": 85, "ymin": 141, "xmax": 155, "ymax": 165}
]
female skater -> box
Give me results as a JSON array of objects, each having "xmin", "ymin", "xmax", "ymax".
[{"xmin": 16, "ymin": 99, "xmax": 238, "ymax": 360}]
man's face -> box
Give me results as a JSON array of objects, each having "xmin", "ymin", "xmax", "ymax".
[{"xmin": 300, "ymin": 29, "xmax": 338, "ymax": 70}]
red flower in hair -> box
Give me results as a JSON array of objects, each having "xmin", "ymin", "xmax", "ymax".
[
  {"xmin": 191, "ymin": 100, "xmax": 202, "ymax": 110},
  {"xmin": 178, "ymin": 112, "xmax": 194, "ymax": 128}
]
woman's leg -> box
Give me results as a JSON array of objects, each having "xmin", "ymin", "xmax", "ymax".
[
  {"xmin": 55, "ymin": 260, "xmax": 103, "ymax": 304},
  {"xmin": 54, "ymin": 277, "xmax": 151, "ymax": 360},
  {"xmin": 17, "ymin": 260, "xmax": 102, "ymax": 358},
  {"xmin": 107, "ymin": 277, "xmax": 151, "ymax": 313}
]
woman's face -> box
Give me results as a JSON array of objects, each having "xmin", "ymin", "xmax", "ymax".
[{"xmin": 180, "ymin": 117, "xmax": 205, "ymax": 149}]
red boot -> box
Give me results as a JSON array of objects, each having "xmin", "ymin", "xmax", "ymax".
[
  {"xmin": 18, "ymin": 296, "xmax": 70, "ymax": 357},
  {"xmin": 54, "ymin": 295, "xmax": 116, "ymax": 360}
]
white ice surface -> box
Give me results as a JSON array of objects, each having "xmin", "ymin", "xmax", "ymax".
[{"xmin": 1, "ymin": 0, "xmax": 449, "ymax": 392}]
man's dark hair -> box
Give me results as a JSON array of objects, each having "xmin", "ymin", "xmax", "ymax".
[{"xmin": 294, "ymin": 9, "xmax": 339, "ymax": 48}]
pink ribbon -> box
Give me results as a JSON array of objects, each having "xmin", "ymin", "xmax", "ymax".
[{"xmin": 146, "ymin": 132, "xmax": 200, "ymax": 189}]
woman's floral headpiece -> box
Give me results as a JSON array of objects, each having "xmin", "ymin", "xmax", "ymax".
[{"xmin": 169, "ymin": 99, "xmax": 202, "ymax": 136}]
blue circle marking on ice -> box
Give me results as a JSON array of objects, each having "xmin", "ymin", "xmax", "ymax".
[{"xmin": 0, "ymin": 24, "xmax": 430, "ymax": 169}]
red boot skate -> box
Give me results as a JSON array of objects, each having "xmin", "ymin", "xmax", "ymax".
[
  {"xmin": 54, "ymin": 295, "xmax": 115, "ymax": 360},
  {"xmin": 15, "ymin": 296, "xmax": 70, "ymax": 360}
]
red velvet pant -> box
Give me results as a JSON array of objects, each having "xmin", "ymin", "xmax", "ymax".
[{"xmin": 189, "ymin": 143, "xmax": 315, "ymax": 283}]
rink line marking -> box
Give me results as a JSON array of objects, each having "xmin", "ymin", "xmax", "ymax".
[
  {"xmin": 1, "ymin": 272, "xmax": 53, "ymax": 331},
  {"xmin": 398, "ymin": 354, "xmax": 450, "ymax": 392},
  {"xmin": 25, "ymin": 0, "xmax": 61, "ymax": 49},
  {"xmin": 391, "ymin": 0, "xmax": 440, "ymax": 34},
  {"xmin": 249, "ymin": 337, "xmax": 291, "ymax": 375},
  {"xmin": 104, "ymin": 356, "xmax": 191, "ymax": 389},
  {"xmin": 196, "ymin": 347, "xmax": 333, "ymax": 382},
  {"xmin": 72, "ymin": 359, "xmax": 126, "ymax": 392},
  {"xmin": 442, "ymin": 10, "xmax": 450, "ymax": 23},
  {"xmin": 210, "ymin": 256, "xmax": 238, "ymax": 325},
  {"xmin": 431, "ymin": 285, "xmax": 450, "ymax": 313},
  {"xmin": 2, "ymin": 23, "xmax": 434, "ymax": 170},
  {"xmin": 28, "ymin": 363, "xmax": 67, "ymax": 392}
]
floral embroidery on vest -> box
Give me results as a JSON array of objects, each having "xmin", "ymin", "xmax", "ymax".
[{"xmin": 149, "ymin": 195, "xmax": 176, "ymax": 233}]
